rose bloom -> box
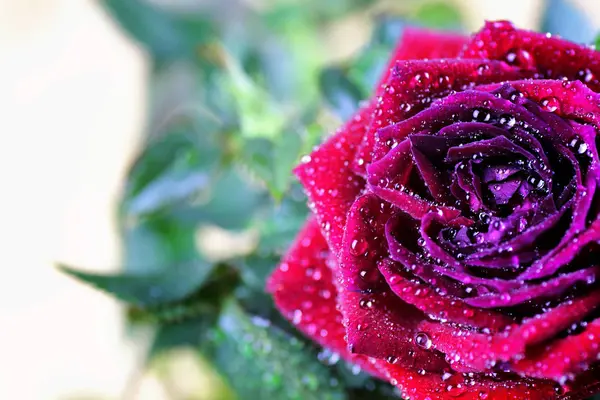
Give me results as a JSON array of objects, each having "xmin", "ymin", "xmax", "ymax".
[{"xmin": 267, "ymin": 21, "xmax": 600, "ymax": 399}]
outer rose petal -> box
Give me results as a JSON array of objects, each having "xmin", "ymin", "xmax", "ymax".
[
  {"xmin": 351, "ymin": 28, "xmax": 469, "ymax": 176},
  {"xmin": 267, "ymin": 217, "xmax": 385, "ymax": 379},
  {"xmin": 376, "ymin": 27, "xmax": 469, "ymax": 93},
  {"xmin": 379, "ymin": 363, "xmax": 561, "ymax": 400},
  {"xmin": 293, "ymin": 33, "xmax": 476, "ymax": 252},
  {"xmin": 511, "ymin": 318, "xmax": 600, "ymax": 382},
  {"xmin": 378, "ymin": 258, "xmax": 514, "ymax": 331},
  {"xmin": 462, "ymin": 20, "xmax": 600, "ymax": 92},
  {"xmin": 353, "ymin": 59, "xmax": 530, "ymax": 175},
  {"xmin": 294, "ymin": 105, "xmax": 372, "ymax": 256},
  {"xmin": 418, "ymin": 290, "xmax": 600, "ymax": 373},
  {"xmin": 267, "ymin": 218, "xmax": 562, "ymax": 400}
]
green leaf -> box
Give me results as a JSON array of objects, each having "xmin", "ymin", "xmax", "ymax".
[
  {"xmin": 347, "ymin": 46, "xmax": 389, "ymax": 95},
  {"xmin": 334, "ymin": 360, "xmax": 397, "ymax": 398},
  {"xmin": 147, "ymin": 316, "xmax": 216, "ymax": 360},
  {"xmin": 241, "ymin": 131, "xmax": 303, "ymax": 201},
  {"xmin": 254, "ymin": 186, "xmax": 309, "ymax": 255},
  {"xmin": 124, "ymin": 126, "xmax": 220, "ymax": 217},
  {"xmin": 128, "ymin": 170, "xmax": 210, "ymax": 216},
  {"xmin": 272, "ymin": 131, "xmax": 303, "ymax": 197},
  {"xmin": 207, "ymin": 300, "xmax": 346, "ymax": 400},
  {"xmin": 347, "ymin": 17, "xmax": 404, "ymax": 94},
  {"xmin": 59, "ymin": 260, "xmax": 214, "ymax": 307},
  {"xmin": 101, "ymin": 0, "xmax": 214, "ymax": 62},
  {"xmin": 128, "ymin": 297, "xmax": 215, "ymax": 325},
  {"xmin": 222, "ymin": 48, "xmax": 288, "ymax": 139},
  {"xmin": 369, "ymin": 17, "xmax": 406, "ymax": 51},
  {"xmin": 236, "ymin": 255, "xmax": 277, "ymax": 292},
  {"xmin": 172, "ymin": 168, "xmax": 265, "ymax": 230},
  {"xmin": 128, "ymin": 264, "xmax": 240, "ymax": 324},
  {"xmin": 319, "ymin": 67, "xmax": 364, "ymax": 120},
  {"xmin": 122, "ymin": 215, "xmax": 200, "ymax": 275},
  {"xmin": 241, "ymin": 138, "xmax": 273, "ymax": 185}
]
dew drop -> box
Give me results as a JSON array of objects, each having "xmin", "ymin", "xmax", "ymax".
[
  {"xmin": 415, "ymin": 332, "xmax": 432, "ymax": 349},
  {"xmin": 411, "ymin": 71, "xmax": 432, "ymax": 87},
  {"xmin": 472, "ymin": 108, "xmax": 492, "ymax": 122},
  {"xmin": 509, "ymin": 90, "xmax": 522, "ymax": 102},
  {"xmin": 400, "ymin": 103, "xmax": 412, "ymax": 112},
  {"xmin": 446, "ymin": 383, "xmax": 466, "ymax": 397},
  {"xmin": 359, "ymin": 297, "xmax": 375, "ymax": 309},
  {"xmin": 292, "ymin": 309, "xmax": 303, "ymax": 324},
  {"xmin": 386, "ymin": 355, "xmax": 399, "ymax": 364},
  {"xmin": 578, "ymin": 68, "xmax": 595, "ymax": 83},
  {"xmin": 476, "ymin": 63, "xmax": 490, "ymax": 75},
  {"xmin": 350, "ymin": 237, "xmax": 368, "ymax": 256},
  {"xmin": 478, "ymin": 212, "xmax": 491, "ymax": 224},
  {"xmin": 541, "ymin": 97, "xmax": 560, "ymax": 112},
  {"xmin": 504, "ymin": 49, "xmax": 533, "ymax": 68},
  {"xmin": 300, "ymin": 155, "xmax": 311, "ymax": 163},
  {"xmin": 498, "ymin": 114, "xmax": 516, "ymax": 128}
]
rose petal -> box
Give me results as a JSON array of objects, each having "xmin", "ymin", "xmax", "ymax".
[
  {"xmin": 480, "ymin": 80, "xmax": 600, "ymax": 130},
  {"xmin": 512, "ymin": 318, "xmax": 600, "ymax": 382},
  {"xmin": 379, "ymin": 363, "xmax": 561, "ymax": 400},
  {"xmin": 465, "ymin": 267, "xmax": 600, "ymax": 308},
  {"xmin": 377, "ymin": 27, "xmax": 469, "ymax": 91},
  {"xmin": 374, "ymin": 89, "xmax": 552, "ymax": 166},
  {"xmin": 266, "ymin": 219, "xmax": 566, "ymax": 400},
  {"xmin": 419, "ymin": 290, "xmax": 600, "ymax": 373},
  {"xmin": 462, "ymin": 21, "xmax": 600, "ymax": 91},
  {"xmin": 267, "ymin": 217, "xmax": 386, "ymax": 379},
  {"xmin": 339, "ymin": 194, "xmax": 448, "ymax": 369},
  {"xmin": 354, "ymin": 59, "xmax": 530, "ymax": 174},
  {"xmin": 294, "ymin": 105, "xmax": 372, "ymax": 256},
  {"xmin": 378, "ymin": 258, "xmax": 513, "ymax": 331}
]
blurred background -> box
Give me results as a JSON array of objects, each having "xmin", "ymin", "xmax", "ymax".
[{"xmin": 2, "ymin": 0, "xmax": 600, "ymax": 399}]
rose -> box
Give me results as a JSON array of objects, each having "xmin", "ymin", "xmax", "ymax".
[{"xmin": 267, "ymin": 21, "xmax": 600, "ymax": 399}]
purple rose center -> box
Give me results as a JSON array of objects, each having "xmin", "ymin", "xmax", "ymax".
[{"xmin": 367, "ymin": 84, "xmax": 600, "ymax": 311}]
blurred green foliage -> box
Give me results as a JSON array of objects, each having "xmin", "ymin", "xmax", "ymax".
[{"xmin": 63, "ymin": 1, "xmax": 469, "ymax": 399}]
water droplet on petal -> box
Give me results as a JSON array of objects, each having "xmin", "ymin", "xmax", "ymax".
[
  {"xmin": 359, "ymin": 297, "xmax": 375, "ymax": 309},
  {"xmin": 541, "ymin": 96, "xmax": 560, "ymax": 112},
  {"xmin": 504, "ymin": 49, "xmax": 533, "ymax": 68},
  {"xmin": 349, "ymin": 237, "xmax": 368, "ymax": 256},
  {"xmin": 578, "ymin": 68, "xmax": 595, "ymax": 83},
  {"xmin": 411, "ymin": 71, "xmax": 432, "ymax": 87},
  {"xmin": 472, "ymin": 108, "xmax": 492, "ymax": 122},
  {"xmin": 476, "ymin": 63, "xmax": 490, "ymax": 75},
  {"xmin": 386, "ymin": 355, "xmax": 399, "ymax": 364},
  {"xmin": 498, "ymin": 114, "xmax": 516, "ymax": 128},
  {"xmin": 415, "ymin": 332, "xmax": 432, "ymax": 349}
]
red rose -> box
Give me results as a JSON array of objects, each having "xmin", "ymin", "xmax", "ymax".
[{"xmin": 268, "ymin": 21, "xmax": 600, "ymax": 399}]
